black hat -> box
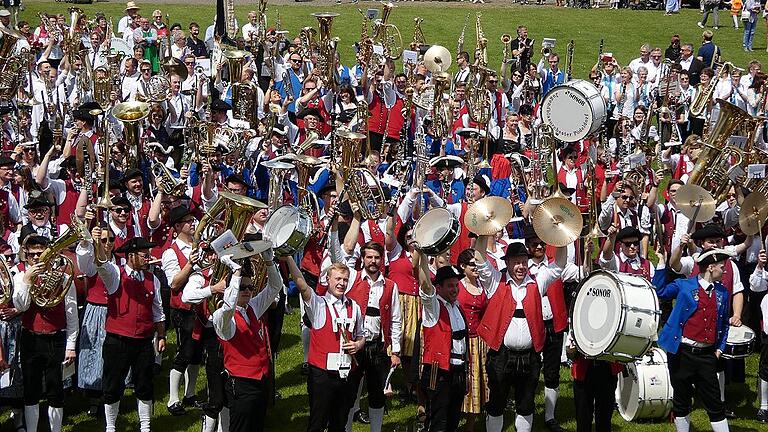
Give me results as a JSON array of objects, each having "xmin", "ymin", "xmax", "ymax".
[
  {"xmin": 503, "ymin": 242, "xmax": 530, "ymax": 260},
  {"xmin": 0, "ymin": 104, "xmax": 14, "ymax": 116},
  {"xmin": 271, "ymin": 123, "xmax": 287, "ymax": 136},
  {"xmin": 108, "ymin": 179, "xmax": 125, "ymax": 192},
  {"xmin": 121, "ymin": 168, "xmax": 143, "ymax": 182},
  {"xmin": 167, "ymin": 206, "xmax": 192, "ymax": 226},
  {"xmin": 110, "ymin": 196, "xmax": 131, "ymax": 209},
  {"xmin": 296, "ymin": 107, "xmax": 323, "ymax": 121},
  {"xmin": 429, "ymin": 155, "xmax": 464, "ymax": 170},
  {"xmin": 692, "ymin": 223, "xmax": 727, "ymax": 241},
  {"xmin": 78, "ymin": 101, "xmax": 102, "ymax": 113},
  {"xmin": 72, "ymin": 109, "xmax": 94, "ymax": 124},
  {"xmin": 616, "ymin": 226, "xmax": 642, "ymax": 242},
  {"xmin": 472, "ymin": 174, "xmax": 491, "ymax": 195},
  {"xmin": 114, "ymin": 237, "xmax": 157, "ymax": 254},
  {"xmin": 557, "ymin": 183, "xmax": 576, "ymax": 197},
  {"xmin": 0, "ymin": 156, "xmax": 14, "ymax": 167},
  {"xmin": 432, "ymin": 265, "xmax": 465, "ymax": 286},
  {"xmin": 696, "ymin": 248, "xmax": 733, "ymax": 267},
  {"xmin": 318, "ymin": 180, "xmax": 336, "ymax": 197},
  {"xmin": 225, "ymin": 173, "xmax": 249, "ymax": 188},
  {"xmin": 522, "ymin": 225, "xmax": 539, "ymax": 241},
  {"xmin": 24, "ymin": 195, "xmax": 53, "ymax": 209},
  {"xmin": 211, "ymin": 99, "xmax": 232, "ymax": 112}
]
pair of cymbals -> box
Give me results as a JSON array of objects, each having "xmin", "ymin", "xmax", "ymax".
[
  {"xmin": 738, "ymin": 190, "xmax": 768, "ymax": 236},
  {"xmin": 675, "ymin": 184, "xmax": 716, "ymax": 223},
  {"xmin": 424, "ymin": 45, "xmax": 452, "ymax": 73}
]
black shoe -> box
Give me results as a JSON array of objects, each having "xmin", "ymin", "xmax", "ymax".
[
  {"xmin": 725, "ymin": 408, "xmax": 736, "ymax": 419},
  {"xmin": 182, "ymin": 396, "xmax": 198, "ymax": 408},
  {"xmin": 545, "ymin": 419, "xmax": 563, "ymax": 432},
  {"xmin": 757, "ymin": 409, "xmax": 768, "ymax": 423},
  {"xmin": 87, "ymin": 404, "xmax": 101, "ymax": 418},
  {"xmin": 353, "ymin": 409, "xmax": 370, "ymax": 424},
  {"xmin": 167, "ymin": 401, "xmax": 186, "ymax": 416},
  {"xmin": 274, "ymin": 391, "xmax": 283, "ymax": 400},
  {"xmin": 301, "ymin": 362, "xmax": 309, "ymax": 376}
]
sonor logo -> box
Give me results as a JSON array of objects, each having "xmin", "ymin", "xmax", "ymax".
[{"xmin": 587, "ymin": 287, "xmax": 611, "ymax": 298}]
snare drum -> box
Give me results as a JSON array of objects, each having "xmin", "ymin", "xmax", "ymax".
[
  {"xmin": 616, "ymin": 348, "xmax": 673, "ymax": 421},
  {"xmin": 412, "ymin": 208, "xmax": 461, "ymax": 256},
  {"xmin": 262, "ymin": 205, "xmax": 312, "ymax": 256},
  {"xmin": 540, "ymin": 79, "xmax": 607, "ymax": 142},
  {"xmin": 722, "ymin": 325, "xmax": 756, "ymax": 359},
  {"xmin": 572, "ymin": 270, "xmax": 659, "ymax": 362}
]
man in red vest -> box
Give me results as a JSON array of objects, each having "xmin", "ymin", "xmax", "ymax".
[
  {"xmin": 122, "ymin": 168, "xmax": 152, "ymax": 238},
  {"xmin": 600, "ymin": 226, "xmax": 655, "ymax": 281},
  {"xmin": 160, "ymin": 206, "xmax": 203, "ymax": 416},
  {"xmin": 414, "ymin": 251, "xmax": 468, "ymax": 432},
  {"xmin": 284, "ymin": 257, "xmax": 365, "ymax": 432},
  {"xmin": 212, "ymin": 246, "xmax": 282, "ymax": 432},
  {"xmin": 473, "ymin": 237, "xmax": 567, "ymax": 432},
  {"xmin": 95, "ymin": 237, "xmax": 167, "ymax": 432},
  {"xmin": 654, "ymin": 248, "xmax": 733, "ymax": 432},
  {"xmin": 13, "ymin": 235, "xmax": 79, "ymax": 432}
]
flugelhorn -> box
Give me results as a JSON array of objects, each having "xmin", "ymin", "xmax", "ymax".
[{"xmin": 153, "ymin": 163, "xmax": 187, "ymax": 197}]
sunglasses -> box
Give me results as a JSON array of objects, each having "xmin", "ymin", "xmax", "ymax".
[
  {"xmin": 621, "ymin": 240, "xmax": 640, "ymax": 247},
  {"xmin": 101, "ymin": 237, "xmax": 116, "ymax": 243},
  {"xmin": 141, "ymin": 69, "xmax": 151, "ymax": 72},
  {"xmin": 465, "ymin": 262, "xmax": 477, "ymax": 268},
  {"xmin": 185, "ymin": 61, "xmax": 195, "ymax": 65},
  {"xmin": 620, "ymin": 195, "xmax": 636, "ymax": 201},
  {"xmin": 112, "ymin": 207, "xmax": 130, "ymax": 214},
  {"xmin": 528, "ymin": 240, "xmax": 545, "ymax": 248},
  {"xmin": 290, "ymin": 58, "xmax": 302, "ymax": 63},
  {"xmin": 24, "ymin": 251, "xmax": 43, "ymax": 258},
  {"xmin": 2, "ymin": 253, "xmax": 15, "ymax": 259}
]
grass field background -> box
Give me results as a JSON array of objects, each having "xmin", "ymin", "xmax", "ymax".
[{"xmin": 5, "ymin": 2, "xmax": 768, "ymax": 431}]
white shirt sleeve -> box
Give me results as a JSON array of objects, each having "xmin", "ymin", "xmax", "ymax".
[
  {"xmin": 181, "ymin": 272, "xmax": 213, "ymax": 304},
  {"xmin": 419, "ymin": 287, "xmax": 439, "ymax": 328},
  {"xmin": 75, "ymin": 241, "xmax": 97, "ymax": 277},
  {"xmin": 64, "ymin": 282, "xmax": 79, "ymax": 350},
  {"xmin": 96, "ymin": 261, "xmax": 121, "ymax": 295},
  {"xmin": 477, "ymin": 259, "xmax": 502, "ymax": 298},
  {"xmin": 390, "ymin": 286, "xmax": 402, "ymax": 353},
  {"xmin": 212, "ymin": 275, "xmax": 242, "ymax": 341}
]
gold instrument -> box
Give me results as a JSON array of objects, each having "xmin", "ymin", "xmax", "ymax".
[
  {"xmin": 410, "ymin": 17, "xmax": 427, "ymax": 51},
  {"xmin": 153, "ymin": 163, "xmax": 187, "ymax": 197},
  {"xmin": 432, "ymin": 72, "xmax": 452, "ymax": 139},
  {"xmin": 0, "ymin": 256, "xmax": 13, "ymax": 307},
  {"xmin": 500, "ymin": 33, "xmax": 512, "ymax": 83},
  {"xmin": 372, "ymin": 2, "xmax": 403, "ymax": 60},
  {"xmin": 474, "ymin": 13, "xmax": 488, "ymax": 67},
  {"xmin": 93, "ymin": 66, "xmax": 111, "ymax": 109},
  {"xmin": 136, "ymin": 75, "xmax": 171, "ymax": 103},
  {"xmin": 94, "ymin": 119, "xmax": 114, "ymax": 211},
  {"xmin": 688, "ymin": 100, "xmax": 758, "ymax": 203},
  {"xmin": 338, "ymin": 130, "xmax": 386, "ymax": 220},
  {"xmin": 77, "ymin": 47, "xmax": 94, "ymax": 103},
  {"xmin": 31, "ymin": 218, "xmax": 91, "ymax": 308},
  {"xmin": 224, "ymin": 50, "xmax": 258, "ymax": 127},
  {"xmin": 262, "ymin": 158, "xmax": 294, "ymax": 212},
  {"xmin": 689, "ymin": 62, "xmax": 733, "ymax": 118},
  {"xmin": 112, "ymin": 101, "xmax": 150, "ymax": 170},
  {"xmin": 530, "ymin": 124, "xmax": 556, "ymax": 202},
  {"xmin": 464, "ymin": 197, "xmax": 515, "ymax": 236},
  {"xmin": 457, "ymin": 13, "xmax": 470, "ymax": 59},
  {"xmin": 106, "ymin": 51, "xmax": 125, "ymax": 103},
  {"xmin": 312, "ymin": 13, "xmax": 341, "ymax": 92},
  {"xmin": 0, "ymin": 27, "xmax": 27, "ymax": 102},
  {"xmin": 192, "ymin": 191, "xmax": 266, "ymax": 310},
  {"xmin": 466, "ymin": 65, "xmax": 492, "ymax": 124},
  {"xmin": 298, "ymin": 26, "xmax": 317, "ymax": 61}
]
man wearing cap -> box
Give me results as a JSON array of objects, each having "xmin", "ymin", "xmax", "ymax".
[
  {"xmin": 412, "ymin": 248, "xmax": 468, "ymax": 432},
  {"xmin": 654, "ymin": 248, "xmax": 733, "ymax": 432},
  {"xmin": 213, "ymin": 246, "xmax": 281, "ymax": 432},
  {"xmin": 0, "ymin": 9, "xmax": 10, "ymax": 30},
  {"xmin": 473, "ymin": 235, "xmax": 567, "ymax": 432},
  {"xmin": 106, "ymin": 196, "xmax": 139, "ymax": 250},
  {"xmin": 13, "ymin": 235, "xmax": 79, "ymax": 432},
  {"xmin": 0, "ymin": 156, "xmax": 20, "ymax": 238},
  {"xmin": 427, "ymin": 155, "xmax": 466, "ymax": 204},
  {"xmin": 94, "ymin": 236, "xmax": 166, "ymax": 432},
  {"xmin": 600, "ymin": 226, "xmax": 655, "ymax": 281},
  {"xmin": 118, "ymin": 2, "xmax": 141, "ymax": 35},
  {"xmin": 7, "ymin": 195, "xmax": 55, "ymax": 253},
  {"xmin": 161, "ymin": 206, "xmax": 203, "ymax": 416},
  {"xmin": 286, "ymin": 106, "xmax": 325, "ymax": 158}
]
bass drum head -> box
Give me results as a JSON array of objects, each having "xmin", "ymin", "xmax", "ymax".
[
  {"xmin": 617, "ymin": 348, "xmax": 671, "ymax": 421},
  {"xmin": 540, "ymin": 79, "xmax": 606, "ymax": 142},
  {"xmin": 413, "ymin": 207, "xmax": 459, "ymax": 255},
  {"xmin": 572, "ymin": 271, "xmax": 623, "ymax": 358},
  {"xmin": 263, "ymin": 206, "xmax": 300, "ymax": 249}
]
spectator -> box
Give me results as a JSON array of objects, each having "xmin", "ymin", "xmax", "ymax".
[
  {"xmin": 697, "ymin": 30, "xmax": 721, "ymax": 68},
  {"xmin": 699, "ymin": 0, "xmax": 721, "ymax": 29}
]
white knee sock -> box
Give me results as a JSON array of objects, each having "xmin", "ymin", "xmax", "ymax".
[
  {"xmin": 137, "ymin": 399, "xmax": 152, "ymax": 432},
  {"xmin": 185, "ymin": 364, "xmax": 200, "ymax": 398},
  {"xmin": 345, "ymin": 378, "xmax": 365, "ymax": 432},
  {"xmin": 544, "ymin": 386, "xmax": 559, "ymax": 421},
  {"xmin": 710, "ymin": 419, "xmax": 730, "ymax": 432},
  {"xmin": 48, "ymin": 406, "xmax": 63, "ymax": 432},
  {"xmin": 105, "ymin": 402, "xmax": 120, "ymax": 432},
  {"xmin": 369, "ymin": 407, "xmax": 384, "ymax": 432},
  {"xmin": 202, "ymin": 415, "xmax": 217, "ymax": 432},
  {"xmin": 302, "ymin": 327, "xmax": 310, "ymax": 362},
  {"xmin": 168, "ymin": 369, "xmax": 183, "ymax": 406},
  {"xmin": 514, "ymin": 414, "xmax": 533, "ymax": 432},
  {"xmin": 717, "ymin": 370, "xmax": 726, "ymax": 401},
  {"xmin": 673, "ymin": 415, "xmax": 690, "ymax": 432},
  {"xmin": 760, "ymin": 378, "xmax": 768, "ymax": 410},
  {"xmin": 486, "ymin": 414, "xmax": 504, "ymax": 432},
  {"xmin": 24, "ymin": 405, "xmax": 39, "ymax": 432},
  {"xmin": 217, "ymin": 407, "xmax": 229, "ymax": 432}
]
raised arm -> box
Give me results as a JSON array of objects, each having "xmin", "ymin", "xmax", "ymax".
[{"xmin": 282, "ymin": 254, "xmax": 313, "ymax": 303}]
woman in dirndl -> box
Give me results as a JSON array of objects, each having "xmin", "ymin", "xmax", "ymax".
[
  {"xmin": 75, "ymin": 222, "xmax": 119, "ymax": 416},
  {"xmin": 1, "ymin": 248, "xmax": 26, "ymax": 432},
  {"xmin": 457, "ymin": 248, "xmax": 489, "ymax": 431}
]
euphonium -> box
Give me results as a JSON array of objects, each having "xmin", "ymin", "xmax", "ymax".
[
  {"xmin": 93, "ymin": 66, "xmax": 112, "ymax": 109},
  {"xmin": 112, "ymin": 101, "xmax": 150, "ymax": 169},
  {"xmin": 153, "ymin": 163, "xmax": 187, "ymax": 197},
  {"xmin": 0, "ymin": 256, "xmax": 13, "ymax": 307},
  {"xmin": 467, "ymin": 65, "xmax": 492, "ymax": 124},
  {"xmin": 312, "ymin": 12, "xmax": 341, "ymax": 91},
  {"xmin": 372, "ymin": 2, "xmax": 403, "ymax": 60},
  {"xmin": 191, "ymin": 191, "xmax": 265, "ymax": 310},
  {"xmin": 690, "ymin": 62, "xmax": 733, "ymax": 118},
  {"xmin": 338, "ymin": 130, "xmax": 385, "ymax": 220},
  {"xmin": 31, "ymin": 218, "xmax": 91, "ymax": 308}
]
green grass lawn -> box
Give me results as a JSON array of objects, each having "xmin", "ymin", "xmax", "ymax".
[{"xmin": 5, "ymin": 2, "xmax": 767, "ymax": 431}]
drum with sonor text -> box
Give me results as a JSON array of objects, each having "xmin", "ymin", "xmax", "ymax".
[{"xmin": 540, "ymin": 79, "xmax": 607, "ymax": 142}]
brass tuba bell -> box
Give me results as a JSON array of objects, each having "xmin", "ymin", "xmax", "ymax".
[
  {"xmin": 112, "ymin": 101, "xmax": 150, "ymax": 170},
  {"xmin": 337, "ymin": 130, "xmax": 386, "ymax": 220}
]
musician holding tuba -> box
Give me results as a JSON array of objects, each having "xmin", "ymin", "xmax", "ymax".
[{"xmin": 12, "ymin": 235, "xmax": 79, "ymax": 432}]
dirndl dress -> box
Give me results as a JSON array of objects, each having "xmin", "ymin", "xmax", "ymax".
[
  {"xmin": 77, "ymin": 302, "xmax": 108, "ymax": 391},
  {"xmin": 457, "ymin": 283, "xmax": 489, "ymax": 414},
  {"xmin": 0, "ymin": 316, "xmax": 23, "ymax": 399}
]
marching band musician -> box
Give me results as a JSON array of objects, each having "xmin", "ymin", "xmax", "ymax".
[
  {"xmin": 556, "ymin": 145, "xmax": 589, "ymax": 213},
  {"xmin": 654, "ymin": 248, "xmax": 734, "ymax": 432},
  {"xmin": 749, "ymin": 248, "xmax": 768, "ymax": 423},
  {"xmin": 7, "ymin": 195, "xmax": 56, "ymax": 254},
  {"xmin": 598, "ymin": 180, "xmax": 652, "ymax": 256},
  {"xmin": 12, "ymin": 235, "xmax": 78, "ymax": 432},
  {"xmin": 442, "ymin": 175, "xmax": 490, "ymax": 265},
  {"xmin": 509, "ymin": 26, "xmax": 534, "ymax": 73},
  {"xmin": 536, "ymin": 52, "xmax": 565, "ymax": 97},
  {"xmin": 473, "ymin": 235, "xmax": 567, "ymax": 432},
  {"xmin": 213, "ymin": 247, "xmax": 282, "ymax": 432},
  {"xmin": 427, "ymin": 155, "xmax": 465, "ymax": 205},
  {"xmin": 0, "ymin": 156, "xmax": 21, "ymax": 238},
  {"xmin": 93, "ymin": 236, "xmax": 166, "ymax": 432},
  {"xmin": 600, "ymin": 226, "xmax": 656, "ymax": 281}
]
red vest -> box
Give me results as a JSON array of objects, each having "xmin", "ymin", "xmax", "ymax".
[
  {"xmin": 493, "ymin": 90, "xmax": 504, "ymax": 126},
  {"xmin": 618, "ymin": 257, "xmax": 652, "ymax": 281},
  {"xmin": 111, "ymin": 226, "xmax": 137, "ymax": 251},
  {"xmin": 477, "ymin": 279, "xmax": 546, "ymax": 352},
  {"xmin": 125, "ymin": 196, "xmax": 151, "ymax": 237},
  {"xmin": 219, "ymin": 306, "xmax": 271, "ymax": 380},
  {"xmin": 367, "ymin": 92, "xmax": 387, "ymax": 135},
  {"xmin": 422, "ymin": 301, "xmax": 466, "ymax": 371},
  {"xmin": 54, "ymin": 180, "xmax": 80, "ymax": 228},
  {"xmin": 150, "ymin": 222, "xmax": 174, "ymax": 259},
  {"xmin": 22, "ymin": 299, "xmax": 67, "ymax": 333},
  {"xmin": 544, "ymin": 277, "xmax": 568, "ymax": 333},
  {"xmin": 0, "ymin": 189, "xmax": 13, "ymax": 239},
  {"xmin": 308, "ymin": 298, "xmax": 356, "ymax": 371},
  {"xmin": 571, "ymin": 357, "xmax": 624, "ymax": 381},
  {"xmin": 659, "ymin": 205, "xmax": 677, "ymax": 256},
  {"xmin": 85, "ymin": 273, "xmax": 109, "ymax": 305},
  {"xmin": 557, "ymin": 167, "xmax": 588, "ymax": 212},
  {"xmin": 385, "ymin": 97, "xmax": 406, "ymax": 140},
  {"xmin": 692, "ymin": 259, "xmax": 734, "ymax": 298},
  {"xmin": 170, "ymin": 243, "xmax": 193, "ymax": 311},
  {"xmin": 456, "ymin": 283, "xmax": 488, "ymax": 336},
  {"xmin": 450, "ymin": 203, "xmax": 472, "ymax": 265},
  {"xmin": 681, "ymin": 287, "xmax": 718, "ymax": 344},
  {"xmin": 673, "ymin": 154, "xmax": 692, "ymax": 181},
  {"xmin": 105, "ymin": 268, "xmax": 156, "ymax": 339},
  {"xmin": 300, "ymin": 227, "xmax": 325, "ymax": 278},
  {"xmin": 388, "ymin": 251, "xmax": 418, "ymax": 296},
  {"xmin": 346, "ymin": 273, "xmax": 396, "ymax": 349},
  {"xmin": 192, "ymin": 269, "xmax": 212, "ymax": 340}
]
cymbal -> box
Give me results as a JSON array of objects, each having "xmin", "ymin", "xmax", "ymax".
[
  {"xmin": 227, "ymin": 240, "xmax": 274, "ymax": 260},
  {"xmin": 675, "ymin": 184, "xmax": 716, "ymax": 222},
  {"xmin": 424, "ymin": 45, "xmax": 452, "ymax": 73},
  {"xmin": 531, "ymin": 197, "xmax": 583, "ymax": 247},
  {"xmin": 464, "ymin": 197, "xmax": 514, "ymax": 236},
  {"xmin": 336, "ymin": 130, "xmax": 366, "ymax": 140},
  {"xmin": 261, "ymin": 159, "xmax": 295, "ymax": 170},
  {"xmin": 738, "ymin": 190, "xmax": 768, "ymax": 235}
]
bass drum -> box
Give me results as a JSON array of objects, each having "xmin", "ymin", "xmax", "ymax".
[
  {"xmin": 616, "ymin": 347, "xmax": 673, "ymax": 421},
  {"xmin": 413, "ymin": 207, "xmax": 460, "ymax": 256},
  {"xmin": 572, "ymin": 270, "xmax": 659, "ymax": 362},
  {"xmin": 262, "ymin": 205, "xmax": 312, "ymax": 257},
  {"xmin": 540, "ymin": 79, "xmax": 607, "ymax": 142},
  {"xmin": 109, "ymin": 37, "xmax": 133, "ymax": 56}
]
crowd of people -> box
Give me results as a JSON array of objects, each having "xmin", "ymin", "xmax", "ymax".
[{"xmin": 0, "ymin": 1, "xmax": 767, "ymax": 432}]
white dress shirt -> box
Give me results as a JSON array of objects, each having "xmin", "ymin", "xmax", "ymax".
[
  {"xmin": 213, "ymin": 265, "xmax": 283, "ymax": 341},
  {"xmin": 96, "ymin": 261, "xmax": 165, "ymax": 323},
  {"xmin": 420, "ymin": 288, "xmax": 466, "ymax": 365}
]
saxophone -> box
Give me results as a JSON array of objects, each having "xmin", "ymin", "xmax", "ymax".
[{"xmin": 689, "ymin": 62, "xmax": 734, "ymax": 118}]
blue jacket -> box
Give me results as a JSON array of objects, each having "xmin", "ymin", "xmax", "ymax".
[{"xmin": 654, "ymin": 272, "xmax": 730, "ymax": 354}]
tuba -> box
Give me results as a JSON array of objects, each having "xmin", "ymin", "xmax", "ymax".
[
  {"xmin": 0, "ymin": 27, "xmax": 26, "ymax": 102},
  {"xmin": 30, "ymin": 218, "xmax": 91, "ymax": 308},
  {"xmin": 152, "ymin": 163, "xmax": 187, "ymax": 197},
  {"xmin": 312, "ymin": 12, "xmax": 341, "ymax": 91},
  {"xmin": 338, "ymin": 130, "xmax": 386, "ymax": 220},
  {"xmin": 112, "ymin": 101, "xmax": 151, "ymax": 170},
  {"xmin": 223, "ymin": 49, "xmax": 258, "ymax": 127},
  {"xmin": 92, "ymin": 66, "xmax": 112, "ymax": 109}
]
